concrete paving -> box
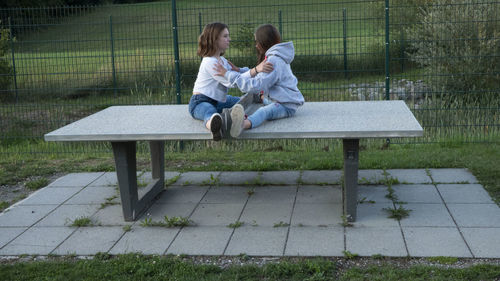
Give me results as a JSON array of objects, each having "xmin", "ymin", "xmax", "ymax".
[{"xmin": 1, "ymin": 169, "xmax": 499, "ymax": 258}]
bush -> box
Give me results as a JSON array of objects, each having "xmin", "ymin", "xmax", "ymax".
[
  {"xmin": 231, "ymin": 23, "xmax": 256, "ymax": 57},
  {"xmin": 406, "ymin": 0, "xmax": 500, "ymax": 106}
]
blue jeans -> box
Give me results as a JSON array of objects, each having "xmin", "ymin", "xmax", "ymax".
[
  {"xmin": 188, "ymin": 94, "xmax": 240, "ymax": 125},
  {"xmin": 248, "ymin": 102, "xmax": 296, "ymax": 128}
]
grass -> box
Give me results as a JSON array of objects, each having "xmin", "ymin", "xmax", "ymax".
[
  {"xmin": 24, "ymin": 177, "xmax": 49, "ymax": 190},
  {"xmin": 140, "ymin": 216, "xmax": 192, "ymax": 228},
  {"xmin": 0, "ymin": 201, "xmax": 9, "ymax": 212},
  {"xmin": 69, "ymin": 216, "xmax": 93, "ymax": 227},
  {"xmin": 383, "ymin": 204, "xmax": 412, "ymax": 220},
  {"xmin": 227, "ymin": 221, "xmax": 244, "ymax": 228},
  {"xmin": 1, "ymin": 254, "xmax": 498, "ymax": 280}
]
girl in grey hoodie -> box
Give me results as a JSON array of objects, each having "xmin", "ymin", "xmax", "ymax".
[{"xmin": 215, "ymin": 24, "xmax": 305, "ymax": 138}]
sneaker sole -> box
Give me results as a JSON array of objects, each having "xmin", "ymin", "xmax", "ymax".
[
  {"xmin": 210, "ymin": 114, "xmax": 222, "ymax": 141},
  {"xmin": 230, "ymin": 104, "xmax": 245, "ymax": 138}
]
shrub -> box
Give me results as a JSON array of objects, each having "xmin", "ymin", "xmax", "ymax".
[
  {"xmin": 231, "ymin": 23, "xmax": 255, "ymax": 57},
  {"xmin": 406, "ymin": 0, "xmax": 500, "ymax": 106}
]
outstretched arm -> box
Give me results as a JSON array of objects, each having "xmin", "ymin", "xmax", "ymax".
[{"xmin": 217, "ymin": 64, "xmax": 279, "ymax": 94}]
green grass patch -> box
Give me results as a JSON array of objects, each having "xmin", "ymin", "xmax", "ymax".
[
  {"xmin": 340, "ymin": 264, "xmax": 500, "ymax": 281},
  {"xmin": 69, "ymin": 216, "xmax": 93, "ymax": 227},
  {"xmin": 383, "ymin": 205, "xmax": 412, "ymax": 221},
  {"xmin": 0, "ymin": 254, "xmax": 343, "ymax": 281},
  {"xmin": 0, "ymin": 201, "xmax": 9, "ymax": 212},
  {"xmin": 227, "ymin": 221, "xmax": 244, "ymax": 229},
  {"xmin": 25, "ymin": 177, "xmax": 49, "ymax": 190},
  {"xmin": 426, "ymin": 256, "xmax": 459, "ymax": 265},
  {"xmin": 140, "ymin": 216, "xmax": 192, "ymax": 228}
]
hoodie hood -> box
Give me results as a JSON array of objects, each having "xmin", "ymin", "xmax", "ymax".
[{"xmin": 265, "ymin": 41, "xmax": 294, "ymax": 64}]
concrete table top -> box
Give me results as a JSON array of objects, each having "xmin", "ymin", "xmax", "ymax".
[{"xmin": 44, "ymin": 101, "xmax": 423, "ymax": 141}]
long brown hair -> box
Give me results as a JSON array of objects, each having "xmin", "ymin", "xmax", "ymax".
[
  {"xmin": 197, "ymin": 22, "xmax": 228, "ymax": 57},
  {"xmin": 255, "ymin": 24, "xmax": 281, "ymax": 63}
]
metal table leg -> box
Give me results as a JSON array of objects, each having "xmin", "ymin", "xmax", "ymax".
[
  {"xmin": 343, "ymin": 139, "xmax": 359, "ymax": 222},
  {"xmin": 112, "ymin": 141, "xmax": 165, "ymax": 221}
]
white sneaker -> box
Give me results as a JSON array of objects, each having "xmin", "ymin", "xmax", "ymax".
[
  {"xmin": 230, "ymin": 104, "xmax": 245, "ymax": 138},
  {"xmin": 208, "ymin": 113, "xmax": 222, "ymax": 141}
]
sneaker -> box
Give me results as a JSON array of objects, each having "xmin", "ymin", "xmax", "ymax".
[
  {"xmin": 230, "ymin": 104, "xmax": 245, "ymax": 138},
  {"xmin": 208, "ymin": 113, "xmax": 222, "ymax": 141}
]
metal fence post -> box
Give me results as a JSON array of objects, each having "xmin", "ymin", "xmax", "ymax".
[
  {"xmin": 384, "ymin": 0, "xmax": 390, "ymax": 100},
  {"xmin": 400, "ymin": 28, "xmax": 405, "ymax": 72},
  {"xmin": 342, "ymin": 8, "xmax": 348, "ymax": 79},
  {"xmin": 172, "ymin": 0, "xmax": 183, "ymax": 151},
  {"xmin": 385, "ymin": 0, "xmax": 391, "ymax": 146},
  {"xmin": 171, "ymin": 0, "xmax": 181, "ymax": 105},
  {"xmin": 109, "ymin": 15, "xmax": 117, "ymax": 97},
  {"xmin": 198, "ymin": 11, "xmax": 202, "ymax": 35},
  {"xmin": 8, "ymin": 17, "xmax": 19, "ymax": 103},
  {"xmin": 199, "ymin": 11, "xmax": 203, "ymax": 62},
  {"xmin": 278, "ymin": 9, "xmax": 282, "ymax": 36}
]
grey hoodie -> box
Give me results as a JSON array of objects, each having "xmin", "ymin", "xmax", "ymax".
[{"xmin": 224, "ymin": 41, "xmax": 305, "ymax": 110}]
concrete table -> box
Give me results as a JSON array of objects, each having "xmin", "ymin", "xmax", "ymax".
[{"xmin": 45, "ymin": 101, "xmax": 423, "ymax": 221}]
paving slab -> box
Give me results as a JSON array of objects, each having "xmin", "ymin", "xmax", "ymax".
[
  {"xmin": 172, "ymin": 172, "xmax": 221, "ymax": 186},
  {"xmin": 92, "ymin": 205, "xmax": 133, "ymax": 226},
  {"xmin": 18, "ymin": 187, "xmax": 83, "ymax": 206},
  {"xmin": 437, "ymin": 184, "xmax": 494, "ymax": 204},
  {"xmin": 65, "ymin": 186, "xmax": 118, "ymax": 205},
  {"xmin": 399, "ymin": 204, "xmax": 456, "ymax": 227},
  {"xmin": 189, "ymin": 203, "xmax": 245, "ymax": 226},
  {"xmin": 52, "ymin": 226, "xmax": 124, "ymax": 255},
  {"xmin": 354, "ymin": 203, "xmax": 400, "ymax": 227},
  {"xmin": 157, "ymin": 186, "xmax": 208, "ymax": 204},
  {"xmin": 225, "ymin": 226, "xmax": 288, "ymax": 256},
  {"xmin": 35, "ymin": 204, "xmax": 101, "ymax": 227},
  {"xmin": 0, "ymin": 227, "xmax": 27, "ymax": 248},
  {"xmin": 167, "ymin": 226, "xmax": 233, "ymax": 255},
  {"xmin": 358, "ymin": 169, "xmax": 385, "ymax": 184},
  {"xmin": 0, "ymin": 205, "xmax": 58, "ymax": 227},
  {"xmin": 0, "ymin": 227, "xmax": 75, "ymax": 255},
  {"xmin": 447, "ymin": 204, "xmax": 500, "ymax": 227},
  {"xmin": 110, "ymin": 226, "xmax": 179, "ymax": 255},
  {"xmin": 202, "ymin": 186, "xmax": 250, "ymax": 204},
  {"xmin": 460, "ymin": 228, "xmax": 500, "ymax": 258},
  {"xmin": 357, "ymin": 186, "xmax": 392, "ymax": 204},
  {"xmin": 284, "ymin": 226, "xmax": 344, "ymax": 256},
  {"xmin": 239, "ymin": 203, "xmax": 293, "ymax": 227},
  {"xmin": 139, "ymin": 203, "xmax": 197, "ymax": 223},
  {"xmin": 346, "ymin": 226, "xmax": 407, "ymax": 257},
  {"xmin": 429, "ymin": 168, "xmax": 478, "ymax": 184},
  {"xmin": 259, "ymin": 171, "xmax": 301, "ymax": 185},
  {"xmin": 218, "ymin": 171, "xmax": 260, "ymax": 185},
  {"xmin": 247, "ymin": 186, "xmax": 296, "ymax": 204},
  {"xmin": 296, "ymin": 185, "xmax": 342, "ymax": 204},
  {"xmin": 291, "ymin": 203, "xmax": 343, "ymax": 226},
  {"xmin": 392, "ymin": 184, "xmax": 442, "ymax": 204},
  {"xmin": 48, "ymin": 172, "xmax": 104, "ymax": 187},
  {"xmin": 386, "ymin": 169, "xmax": 432, "ymax": 184},
  {"xmin": 88, "ymin": 172, "xmax": 118, "ymax": 187},
  {"xmin": 403, "ymin": 227, "xmax": 472, "ymax": 257},
  {"xmin": 300, "ymin": 170, "xmax": 342, "ymax": 185}
]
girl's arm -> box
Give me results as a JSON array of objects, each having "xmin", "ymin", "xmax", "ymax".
[
  {"xmin": 214, "ymin": 59, "xmax": 280, "ymax": 94},
  {"xmin": 226, "ymin": 59, "xmax": 273, "ymax": 76}
]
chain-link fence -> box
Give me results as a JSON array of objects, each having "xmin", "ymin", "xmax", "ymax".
[{"xmin": 0, "ymin": 0, "xmax": 499, "ymax": 153}]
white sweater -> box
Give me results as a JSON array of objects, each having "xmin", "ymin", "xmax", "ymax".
[{"xmin": 192, "ymin": 56, "xmax": 249, "ymax": 102}]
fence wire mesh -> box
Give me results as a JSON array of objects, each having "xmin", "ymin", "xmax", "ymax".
[{"xmin": 0, "ymin": 0, "xmax": 499, "ymax": 153}]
